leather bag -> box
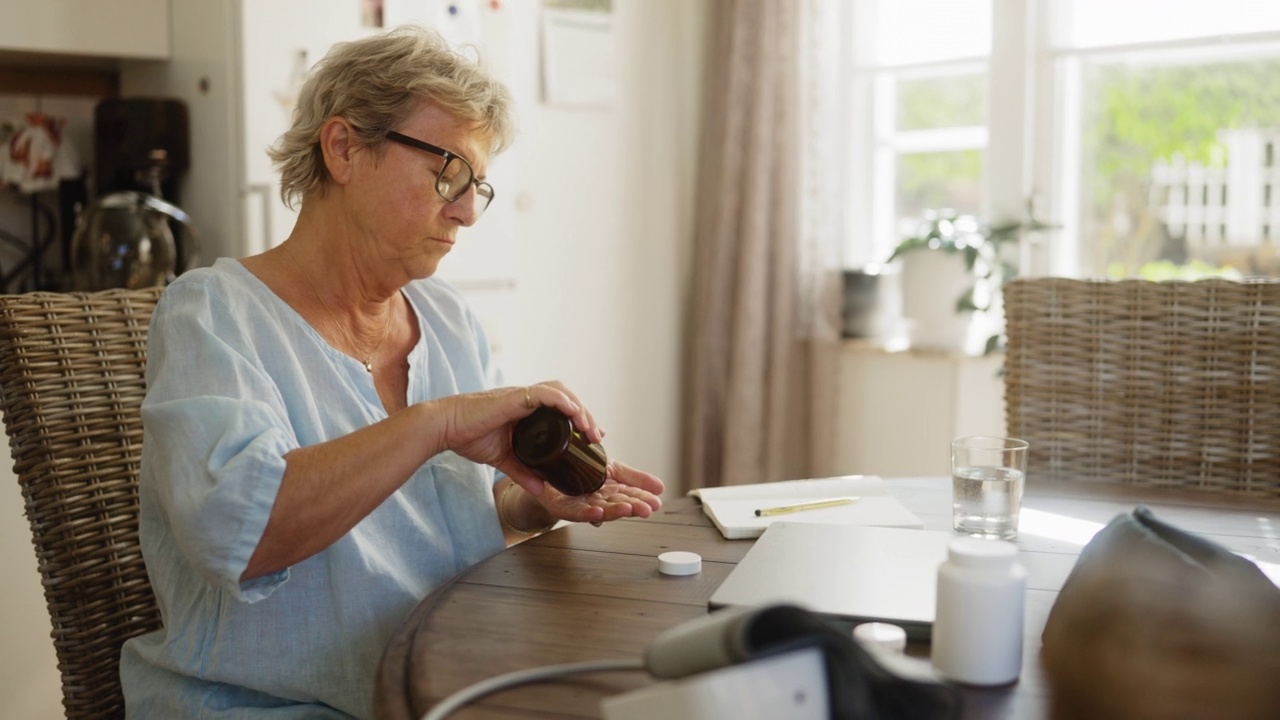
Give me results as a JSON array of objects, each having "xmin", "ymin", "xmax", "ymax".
[{"xmin": 1041, "ymin": 506, "xmax": 1280, "ymax": 720}]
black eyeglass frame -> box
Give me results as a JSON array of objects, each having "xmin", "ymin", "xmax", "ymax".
[{"xmin": 385, "ymin": 130, "xmax": 494, "ymax": 213}]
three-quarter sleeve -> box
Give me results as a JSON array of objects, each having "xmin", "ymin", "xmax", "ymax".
[{"xmin": 142, "ymin": 282, "xmax": 297, "ymax": 601}]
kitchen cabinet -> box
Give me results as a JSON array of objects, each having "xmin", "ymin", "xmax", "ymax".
[
  {"xmin": 119, "ymin": 0, "xmax": 521, "ymax": 360},
  {"xmin": 0, "ymin": 0, "xmax": 169, "ymax": 60}
]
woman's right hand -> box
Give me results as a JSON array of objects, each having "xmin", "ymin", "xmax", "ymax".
[{"xmin": 440, "ymin": 381, "xmax": 600, "ymax": 495}]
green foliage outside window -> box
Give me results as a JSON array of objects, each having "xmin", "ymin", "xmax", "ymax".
[
  {"xmin": 1107, "ymin": 259, "xmax": 1243, "ymax": 282},
  {"xmin": 890, "ymin": 56, "xmax": 1280, "ymax": 278},
  {"xmin": 1085, "ymin": 58, "xmax": 1280, "ymax": 207},
  {"xmin": 1083, "ymin": 58, "xmax": 1280, "ymax": 276},
  {"xmin": 895, "ymin": 74, "xmax": 986, "ymax": 220},
  {"xmin": 897, "ymin": 74, "xmax": 987, "ymax": 130}
]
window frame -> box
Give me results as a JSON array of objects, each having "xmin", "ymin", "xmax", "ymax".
[{"xmin": 847, "ymin": 0, "xmax": 1280, "ymax": 278}]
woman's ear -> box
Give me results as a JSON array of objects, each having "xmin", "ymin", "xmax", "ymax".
[{"xmin": 319, "ymin": 117, "xmax": 356, "ymax": 186}]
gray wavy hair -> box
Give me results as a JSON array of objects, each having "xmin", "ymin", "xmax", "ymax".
[{"xmin": 268, "ymin": 25, "xmax": 516, "ymax": 208}]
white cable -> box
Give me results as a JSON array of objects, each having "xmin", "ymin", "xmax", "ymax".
[{"xmin": 420, "ymin": 657, "xmax": 646, "ymax": 720}]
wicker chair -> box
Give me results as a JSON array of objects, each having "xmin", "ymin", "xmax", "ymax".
[
  {"xmin": 1003, "ymin": 277, "xmax": 1280, "ymax": 497},
  {"xmin": 0, "ymin": 288, "xmax": 165, "ymax": 720}
]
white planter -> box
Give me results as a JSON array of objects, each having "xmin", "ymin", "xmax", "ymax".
[{"xmin": 899, "ymin": 251, "xmax": 975, "ymax": 352}]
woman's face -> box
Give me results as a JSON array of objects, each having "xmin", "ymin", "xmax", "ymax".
[{"xmin": 350, "ymin": 103, "xmax": 493, "ymax": 282}]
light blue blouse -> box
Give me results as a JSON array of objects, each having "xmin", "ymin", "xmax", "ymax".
[{"xmin": 120, "ymin": 259, "xmax": 508, "ymax": 719}]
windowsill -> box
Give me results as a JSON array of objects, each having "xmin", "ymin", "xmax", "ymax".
[
  {"xmin": 840, "ymin": 336, "xmax": 1004, "ymax": 360},
  {"xmin": 841, "ymin": 300, "xmax": 1006, "ymax": 356}
]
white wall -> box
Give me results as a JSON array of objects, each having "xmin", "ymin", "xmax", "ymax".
[
  {"xmin": 502, "ymin": 0, "xmax": 702, "ymax": 490},
  {"xmin": 0, "ymin": 1, "xmax": 707, "ymax": 715},
  {"xmin": 822, "ymin": 345, "xmax": 1006, "ymax": 478},
  {"xmin": 0, "ymin": 482, "xmax": 61, "ymax": 720}
]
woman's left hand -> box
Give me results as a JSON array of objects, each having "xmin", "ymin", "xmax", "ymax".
[{"xmin": 533, "ymin": 459, "xmax": 664, "ymax": 524}]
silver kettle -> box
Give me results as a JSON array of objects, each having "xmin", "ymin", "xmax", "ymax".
[{"xmin": 70, "ymin": 191, "xmax": 199, "ymax": 291}]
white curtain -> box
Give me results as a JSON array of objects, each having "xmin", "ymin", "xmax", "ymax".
[{"xmin": 682, "ymin": 0, "xmax": 845, "ymax": 489}]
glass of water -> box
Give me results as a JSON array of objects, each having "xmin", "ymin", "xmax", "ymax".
[{"xmin": 950, "ymin": 436, "xmax": 1030, "ymax": 540}]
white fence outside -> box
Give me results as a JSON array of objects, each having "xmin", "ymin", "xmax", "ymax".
[{"xmin": 1149, "ymin": 128, "xmax": 1280, "ymax": 252}]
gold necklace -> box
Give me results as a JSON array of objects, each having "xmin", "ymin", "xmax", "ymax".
[{"xmin": 284, "ymin": 244, "xmax": 393, "ymax": 373}]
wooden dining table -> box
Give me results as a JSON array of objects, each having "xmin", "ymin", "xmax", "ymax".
[{"xmin": 375, "ymin": 477, "xmax": 1280, "ymax": 720}]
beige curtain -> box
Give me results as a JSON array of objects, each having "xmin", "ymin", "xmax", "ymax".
[{"xmin": 682, "ymin": 0, "xmax": 844, "ymax": 489}]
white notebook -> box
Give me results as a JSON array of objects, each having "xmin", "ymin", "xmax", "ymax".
[
  {"xmin": 688, "ymin": 475, "xmax": 924, "ymax": 540},
  {"xmin": 709, "ymin": 522, "xmax": 955, "ymax": 639}
]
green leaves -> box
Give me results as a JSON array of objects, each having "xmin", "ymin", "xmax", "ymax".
[
  {"xmin": 891, "ymin": 207, "xmax": 1060, "ymax": 354},
  {"xmin": 886, "ymin": 235, "xmax": 945, "ymax": 263},
  {"xmin": 890, "ymin": 210, "xmax": 1010, "ymax": 314}
]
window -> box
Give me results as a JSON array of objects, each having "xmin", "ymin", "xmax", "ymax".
[
  {"xmin": 847, "ymin": 0, "xmax": 992, "ymax": 268},
  {"xmin": 847, "ymin": 0, "xmax": 1280, "ymax": 279}
]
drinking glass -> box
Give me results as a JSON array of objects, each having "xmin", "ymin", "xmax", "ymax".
[{"xmin": 950, "ymin": 436, "xmax": 1029, "ymax": 540}]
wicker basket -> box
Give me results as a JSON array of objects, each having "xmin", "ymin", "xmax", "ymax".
[
  {"xmin": 0, "ymin": 288, "xmax": 165, "ymax": 720},
  {"xmin": 1003, "ymin": 277, "xmax": 1280, "ymax": 497}
]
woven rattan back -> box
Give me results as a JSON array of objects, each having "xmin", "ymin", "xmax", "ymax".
[
  {"xmin": 0, "ymin": 288, "xmax": 165, "ymax": 720},
  {"xmin": 1003, "ymin": 277, "xmax": 1280, "ymax": 497}
]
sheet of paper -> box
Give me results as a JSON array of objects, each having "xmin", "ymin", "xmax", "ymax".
[
  {"xmin": 541, "ymin": 2, "xmax": 616, "ymax": 108},
  {"xmin": 690, "ymin": 475, "xmax": 894, "ymax": 502},
  {"xmin": 689, "ymin": 476, "xmax": 925, "ymax": 539}
]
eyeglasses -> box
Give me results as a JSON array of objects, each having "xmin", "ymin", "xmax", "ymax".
[{"xmin": 385, "ymin": 130, "xmax": 494, "ymax": 218}]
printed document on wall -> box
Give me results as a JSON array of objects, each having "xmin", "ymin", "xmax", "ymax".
[{"xmin": 541, "ymin": 0, "xmax": 616, "ymax": 109}]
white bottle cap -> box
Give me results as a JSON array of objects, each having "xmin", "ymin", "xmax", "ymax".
[
  {"xmin": 852, "ymin": 622, "xmax": 908, "ymax": 653},
  {"xmin": 658, "ymin": 551, "xmax": 702, "ymax": 576}
]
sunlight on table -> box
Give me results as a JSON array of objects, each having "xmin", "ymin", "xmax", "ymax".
[
  {"xmin": 1245, "ymin": 516, "xmax": 1280, "ymax": 586},
  {"xmin": 1018, "ymin": 508, "xmax": 1280, "ymax": 587},
  {"xmin": 1017, "ymin": 508, "xmax": 1105, "ymax": 547}
]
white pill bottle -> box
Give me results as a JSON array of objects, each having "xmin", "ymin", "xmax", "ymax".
[{"xmin": 931, "ymin": 537, "xmax": 1027, "ymax": 686}]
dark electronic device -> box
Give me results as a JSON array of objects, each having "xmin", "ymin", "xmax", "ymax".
[{"xmin": 93, "ymin": 97, "xmax": 189, "ymax": 203}]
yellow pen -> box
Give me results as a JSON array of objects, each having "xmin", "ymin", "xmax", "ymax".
[{"xmin": 754, "ymin": 497, "xmax": 858, "ymax": 517}]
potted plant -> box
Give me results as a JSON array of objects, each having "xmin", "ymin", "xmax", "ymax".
[{"xmin": 888, "ymin": 209, "xmax": 1051, "ymax": 354}]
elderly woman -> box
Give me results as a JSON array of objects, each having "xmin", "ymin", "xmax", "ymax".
[{"xmin": 120, "ymin": 26, "xmax": 664, "ymax": 719}]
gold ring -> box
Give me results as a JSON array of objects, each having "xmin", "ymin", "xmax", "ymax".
[{"xmin": 524, "ymin": 386, "xmax": 535, "ymax": 409}]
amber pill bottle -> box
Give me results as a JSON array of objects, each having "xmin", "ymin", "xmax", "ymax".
[{"xmin": 511, "ymin": 406, "xmax": 608, "ymax": 495}]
